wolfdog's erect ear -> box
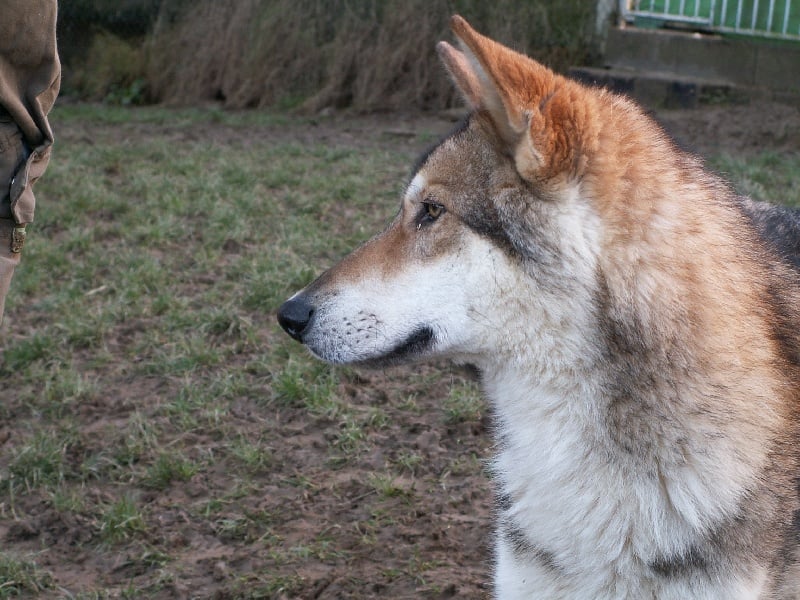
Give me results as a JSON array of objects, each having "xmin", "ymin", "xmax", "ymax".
[{"xmin": 438, "ymin": 15, "xmax": 596, "ymax": 182}]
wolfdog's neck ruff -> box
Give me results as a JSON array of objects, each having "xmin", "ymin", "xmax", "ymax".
[{"xmin": 278, "ymin": 15, "xmax": 800, "ymax": 599}]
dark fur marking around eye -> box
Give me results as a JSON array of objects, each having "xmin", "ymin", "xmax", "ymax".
[{"xmin": 460, "ymin": 201, "xmax": 518, "ymax": 258}]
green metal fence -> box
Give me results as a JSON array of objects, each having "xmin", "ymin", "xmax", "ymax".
[{"xmin": 621, "ymin": 0, "xmax": 800, "ymax": 39}]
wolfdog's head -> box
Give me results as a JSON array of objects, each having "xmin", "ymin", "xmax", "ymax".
[{"xmin": 277, "ymin": 16, "xmax": 647, "ymax": 371}]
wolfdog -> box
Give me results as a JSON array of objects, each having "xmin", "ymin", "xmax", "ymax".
[{"xmin": 278, "ymin": 15, "xmax": 800, "ymax": 599}]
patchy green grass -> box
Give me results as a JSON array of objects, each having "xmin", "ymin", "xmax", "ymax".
[
  {"xmin": 0, "ymin": 104, "xmax": 491, "ymax": 597},
  {"xmin": 442, "ymin": 381, "xmax": 484, "ymax": 425},
  {"xmin": 0, "ymin": 552, "xmax": 55, "ymax": 598},
  {"xmin": 711, "ymin": 151, "xmax": 800, "ymax": 207},
  {"xmin": 0, "ymin": 103, "xmax": 797, "ymax": 598},
  {"xmin": 98, "ymin": 495, "xmax": 148, "ymax": 544}
]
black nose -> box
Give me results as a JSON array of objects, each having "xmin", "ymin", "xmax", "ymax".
[{"xmin": 277, "ymin": 295, "xmax": 314, "ymax": 342}]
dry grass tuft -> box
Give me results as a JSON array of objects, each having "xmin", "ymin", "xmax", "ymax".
[{"xmin": 145, "ymin": 0, "xmax": 593, "ymax": 111}]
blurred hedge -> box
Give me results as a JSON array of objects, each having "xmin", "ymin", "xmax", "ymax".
[
  {"xmin": 58, "ymin": 0, "xmax": 165, "ymax": 103},
  {"xmin": 59, "ymin": 0, "xmax": 597, "ymax": 110}
]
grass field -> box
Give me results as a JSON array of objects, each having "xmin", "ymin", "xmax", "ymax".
[
  {"xmin": 0, "ymin": 105, "xmax": 492, "ymax": 599},
  {"xmin": 0, "ymin": 103, "xmax": 798, "ymax": 598}
]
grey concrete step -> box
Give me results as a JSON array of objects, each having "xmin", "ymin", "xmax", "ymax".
[
  {"xmin": 570, "ymin": 27, "xmax": 800, "ymax": 108},
  {"xmin": 568, "ymin": 65, "xmax": 750, "ymax": 108}
]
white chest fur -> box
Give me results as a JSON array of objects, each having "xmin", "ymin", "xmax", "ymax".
[{"xmin": 483, "ymin": 367, "xmax": 768, "ymax": 600}]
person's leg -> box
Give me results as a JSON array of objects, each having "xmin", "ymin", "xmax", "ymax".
[
  {"xmin": 0, "ymin": 108, "xmax": 31, "ymax": 324},
  {"xmin": 0, "ymin": 0, "xmax": 60, "ymax": 324},
  {"xmin": 0, "ymin": 221, "xmax": 21, "ymax": 320}
]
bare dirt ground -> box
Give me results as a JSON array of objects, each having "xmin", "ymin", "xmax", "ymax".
[
  {"xmin": 318, "ymin": 99, "xmax": 800, "ymax": 158},
  {"xmin": 1, "ymin": 99, "xmax": 799, "ymax": 599},
  {"xmin": 654, "ymin": 101, "xmax": 800, "ymax": 157}
]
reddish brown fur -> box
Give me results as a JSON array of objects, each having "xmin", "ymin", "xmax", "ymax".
[{"xmin": 449, "ymin": 15, "xmax": 603, "ymax": 182}]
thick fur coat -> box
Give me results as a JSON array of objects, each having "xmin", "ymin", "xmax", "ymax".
[{"xmin": 278, "ymin": 16, "xmax": 800, "ymax": 599}]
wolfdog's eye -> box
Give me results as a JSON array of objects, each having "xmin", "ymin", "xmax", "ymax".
[{"xmin": 423, "ymin": 202, "xmax": 445, "ymax": 221}]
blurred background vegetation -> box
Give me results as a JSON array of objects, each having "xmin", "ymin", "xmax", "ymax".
[{"xmin": 58, "ymin": 0, "xmax": 597, "ymax": 111}]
